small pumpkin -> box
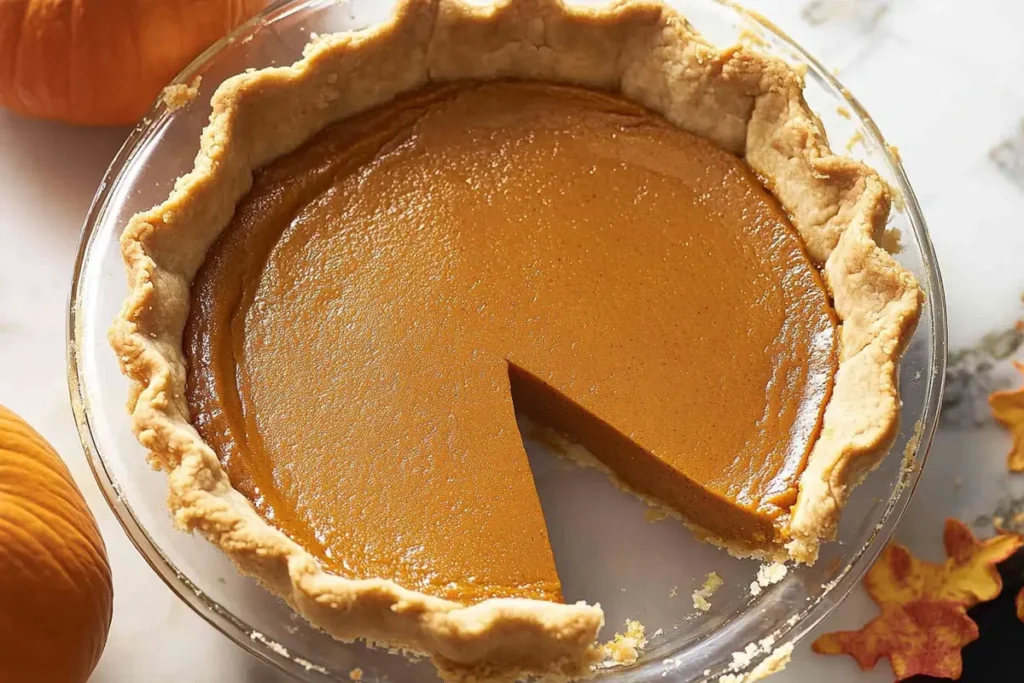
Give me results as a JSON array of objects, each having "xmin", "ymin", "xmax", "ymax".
[
  {"xmin": 0, "ymin": 405, "xmax": 113, "ymax": 683},
  {"xmin": 0, "ymin": 0, "xmax": 267, "ymax": 126}
]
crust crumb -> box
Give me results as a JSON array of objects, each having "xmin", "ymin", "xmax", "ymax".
[
  {"xmin": 669, "ymin": 585, "xmax": 678, "ymax": 598},
  {"xmin": 730, "ymin": 643, "xmax": 761, "ymax": 672},
  {"xmin": 349, "ymin": 668, "xmax": 363, "ymax": 681},
  {"xmin": 747, "ymin": 642, "xmax": 793, "ymax": 681},
  {"xmin": 836, "ymin": 105, "xmax": 851, "ymax": 119},
  {"xmin": 717, "ymin": 642, "xmax": 793, "ymax": 683},
  {"xmin": 601, "ymin": 619, "xmax": 647, "ymax": 666},
  {"xmin": 161, "ymin": 76, "xmax": 202, "ymax": 112},
  {"xmin": 749, "ymin": 562, "xmax": 787, "ymax": 596},
  {"xmin": 737, "ymin": 27, "xmax": 769, "ymax": 49},
  {"xmin": 845, "ymin": 129, "xmax": 864, "ymax": 152},
  {"xmin": 692, "ymin": 571, "xmax": 724, "ymax": 611},
  {"xmin": 903, "ymin": 419, "xmax": 924, "ymax": 468},
  {"xmin": 645, "ymin": 507, "xmax": 670, "ymax": 523}
]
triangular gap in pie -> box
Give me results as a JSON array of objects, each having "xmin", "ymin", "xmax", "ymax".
[{"xmin": 110, "ymin": 0, "xmax": 922, "ymax": 680}]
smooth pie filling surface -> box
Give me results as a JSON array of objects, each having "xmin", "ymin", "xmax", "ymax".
[{"xmin": 184, "ymin": 82, "xmax": 838, "ymax": 605}]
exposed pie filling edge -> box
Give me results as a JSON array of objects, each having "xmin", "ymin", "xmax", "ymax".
[{"xmin": 109, "ymin": 0, "xmax": 923, "ymax": 679}]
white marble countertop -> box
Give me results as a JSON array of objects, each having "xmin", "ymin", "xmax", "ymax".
[{"xmin": 1, "ymin": 0, "xmax": 1023, "ymax": 681}]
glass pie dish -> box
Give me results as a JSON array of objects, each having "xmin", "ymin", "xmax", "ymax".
[{"xmin": 67, "ymin": 0, "xmax": 947, "ymax": 681}]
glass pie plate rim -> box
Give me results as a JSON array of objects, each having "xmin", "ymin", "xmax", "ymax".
[{"xmin": 67, "ymin": 0, "xmax": 947, "ymax": 681}]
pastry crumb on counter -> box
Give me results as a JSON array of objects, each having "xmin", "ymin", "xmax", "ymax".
[
  {"xmin": 669, "ymin": 585, "xmax": 678, "ymax": 598},
  {"xmin": 161, "ymin": 76, "xmax": 202, "ymax": 111},
  {"xmin": 348, "ymin": 668, "xmax": 363, "ymax": 681},
  {"xmin": 692, "ymin": 571, "xmax": 724, "ymax": 611},
  {"xmin": 749, "ymin": 562, "xmax": 788, "ymax": 596},
  {"xmin": 601, "ymin": 619, "xmax": 647, "ymax": 666}
]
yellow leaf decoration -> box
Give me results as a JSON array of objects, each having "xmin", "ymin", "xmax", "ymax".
[
  {"xmin": 990, "ymin": 359, "xmax": 1024, "ymax": 473},
  {"xmin": 813, "ymin": 519, "xmax": 1023, "ymax": 680}
]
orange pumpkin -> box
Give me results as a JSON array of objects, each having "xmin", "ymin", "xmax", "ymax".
[
  {"xmin": 0, "ymin": 405, "xmax": 113, "ymax": 683},
  {"xmin": 0, "ymin": 0, "xmax": 267, "ymax": 126}
]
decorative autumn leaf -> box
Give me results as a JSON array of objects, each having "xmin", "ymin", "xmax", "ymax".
[
  {"xmin": 990, "ymin": 359, "xmax": 1024, "ymax": 472},
  {"xmin": 936, "ymin": 518, "xmax": 1023, "ymax": 605},
  {"xmin": 813, "ymin": 601, "xmax": 978, "ymax": 679},
  {"xmin": 812, "ymin": 519, "xmax": 1023, "ymax": 680}
]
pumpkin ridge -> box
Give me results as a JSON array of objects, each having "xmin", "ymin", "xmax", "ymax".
[
  {"xmin": 0, "ymin": 479, "xmax": 111, "ymax": 573},
  {"xmin": 0, "ymin": 406, "xmax": 112, "ymax": 683},
  {"xmin": 0, "ymin": 462, "xmax": 101, "ymax": 532},
  {"xmin": 0, "ymin": 491, "xmax": 108, "ymax": 569},
  {"xmin": 0, "ymin": 0, "xmax": 268, "ymax": 125},
  {"xmin": 0, "ymin": 423, "xmax": 79, "ymax": 481},
  {"xmin": 67, "ymin": 0, "xmax": 79, "ymax": 119},
  {"xmin": 5, "ymin": 0, "xmax": 33, "ymax": 116},
  {"xmin": 0, "ymin": 515, "xmax": 83, "ymax": 587},
  {"xmin": 0, "ymin": 457, "xmax": 95, "ymax": 509}
]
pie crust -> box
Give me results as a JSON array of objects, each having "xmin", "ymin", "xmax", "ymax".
[{"xmin": 110, "ymin": 0, "xmax": 922, "ymax": 678}]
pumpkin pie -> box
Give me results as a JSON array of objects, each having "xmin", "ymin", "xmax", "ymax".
[{"xmin": 110, "ymin": 0, "xmax": 922, "ymax": 680}]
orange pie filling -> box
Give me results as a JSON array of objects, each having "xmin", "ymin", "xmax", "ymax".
[{"xmin": 184, "ymin": 82, "xmax": 839, "ymax": 605}]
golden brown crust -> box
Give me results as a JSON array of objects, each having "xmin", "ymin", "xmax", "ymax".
[{"xmin": 109, "ymin": 0, "xmax": 921, "ymax": 677}]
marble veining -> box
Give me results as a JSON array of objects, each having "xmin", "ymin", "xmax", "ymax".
[
  {"xmin": 944, "ymin": 322, "xmax": 1024, "ymax": 428},
  {"xmin": 991, "ymin": 122, "xmax": 1024, "ymax": 190}
]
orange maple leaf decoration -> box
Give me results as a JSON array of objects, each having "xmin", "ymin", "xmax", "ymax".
[
  {"xmin": 989, "ymin": 331, "xmax": 1024, "ymax": 472},
  {"xmin": 813, "ymin": 519, "xmax": 1023, "ymax": 680}
]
